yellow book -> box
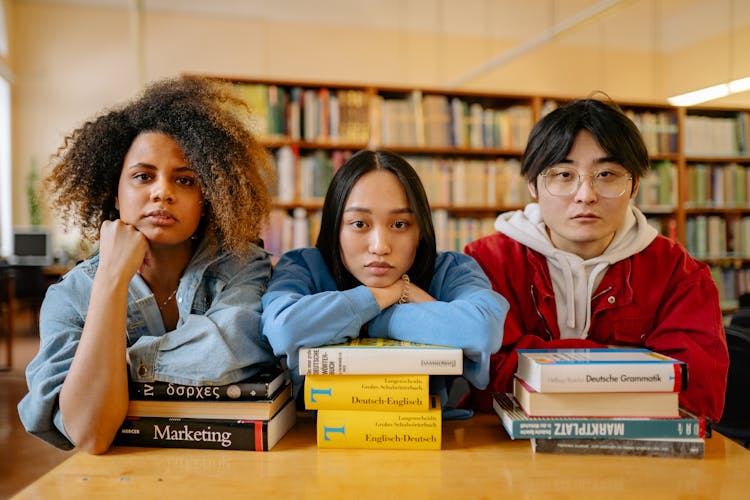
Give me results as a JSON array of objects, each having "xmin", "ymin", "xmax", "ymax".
[
  {"xmin": 316, "ymin": 395, "xmax": 441, "ymax": 450},
  {"xmin": 304, "ymin": 374, "xmax": 429, "ymax": 411}
]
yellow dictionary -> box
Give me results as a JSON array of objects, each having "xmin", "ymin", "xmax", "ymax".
[
  {"xmin": 304, "ymin": 374, "xmax": 429, "ymax": 411},
  {"xmin": 316, "ymin": 395, "xmax": 442, "ymax": 450}
]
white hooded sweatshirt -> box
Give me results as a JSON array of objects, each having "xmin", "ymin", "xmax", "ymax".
[{"xmin": 495, "ymin": 203, "xmax": 658, "ymax": 339}]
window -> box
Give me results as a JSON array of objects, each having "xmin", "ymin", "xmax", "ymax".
[
  {"xmin": 0, "ymin": 74, "xmax": 10, "ymax": 257},
  {"xmin": 0, "ymin": 1, "xmax": 11, "ymax": 257}
]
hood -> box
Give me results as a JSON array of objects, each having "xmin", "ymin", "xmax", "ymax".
[{"xmin": 495, "ymin": 203, "xmax": 658, "ymax": 338}]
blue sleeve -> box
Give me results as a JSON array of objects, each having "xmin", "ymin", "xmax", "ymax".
[
  {"xmin": 128, "ymin": 251, "xmax": 277, "ymax": 386},
  {"xmin": 17, "ymin": 269, "xmax": 90, "ymax": 450},
  {"xmin": 261, "ymin": 250, "xmax": 381, "ymax": 385},
  {"xmin": 368, "ymin": 252, "xmax": 507, "ymax": 389}
]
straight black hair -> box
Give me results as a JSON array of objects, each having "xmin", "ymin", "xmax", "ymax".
[
  {"xmin": 522, "ymin": 97, "xmax": 650, "ymax": 193},
  {"xmin": 315, "ymin": 150, "xmax": 437, "ymax": 291}
]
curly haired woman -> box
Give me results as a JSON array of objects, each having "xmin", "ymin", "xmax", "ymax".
[{"xmin": 18, "ymin": 76, "xmax": 278, "ymax": 453}]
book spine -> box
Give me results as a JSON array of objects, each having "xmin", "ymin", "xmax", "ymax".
[
  {"xmin": 499, "ymin": 412, "xmax": 705, "ymax": 440},
  {"xmin": 129, "ymin": 380, "xmax": 273, "ymax": 401},
  {"xmin": 299, "ymin": 347, "xmax": 462, "ymax": 375},
  {"xmin": 520, "ymin": 359, "xmax": 686, "ymax": 393},
  {"xmin": 304, "ymin": 374, "xmax": 429, "ymax": 411},
  {"xmin": 115, "ymin": 417, "xmax": 268, "ymax": 451},
  {"xmin": 316, "ymin": 395, "xmax": 442, "ymax": 450},
  {"xmin": 530, "ymin": 437, "xmax": 705, "ymax": 459}
]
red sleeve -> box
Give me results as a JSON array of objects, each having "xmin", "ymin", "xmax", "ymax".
[
  {"xmin": 644, "ymin": 264, "xmax": 728, "ymax": 423},
  {"xmin": 464, "ymin": 236, "xmax": 602, "ymax": 413}
]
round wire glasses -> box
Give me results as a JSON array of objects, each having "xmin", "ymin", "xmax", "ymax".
[{"xmin": 539, "ymin": 166, "xmax": 633, "ymax": 198}]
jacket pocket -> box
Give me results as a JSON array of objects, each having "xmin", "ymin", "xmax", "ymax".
[{"xmin": 611, "ymin": 315, "xmax": 655, "ymax": 345}]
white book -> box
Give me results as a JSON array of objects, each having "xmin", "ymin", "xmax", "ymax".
[
  {"xmin": 299, "ymin": 338, "xmax": 463, "ymax": 375},
  {"xmin": 516, "ymin": 348, "xmax": 686, "ymax": 393}
]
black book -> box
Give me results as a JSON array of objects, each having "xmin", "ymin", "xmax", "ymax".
[
  {"xmin": 126, "ymin": 383, "xmax": 291, "ymax": 421},
  {"xmin": 530, "ymin": 436, "xmax": 705, "ymax": 459},
  {"xmin": 129, "ymin": 364, "xmax": 287, "ymax": 401},
  {"xmin": 114, "ymin": 398, "xmax": 296, "ymax": 451}
]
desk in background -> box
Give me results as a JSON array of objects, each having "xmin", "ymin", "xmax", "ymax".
[{"xmin": 13, "ymin": 413, "xmax": 750, "ymax": 499}]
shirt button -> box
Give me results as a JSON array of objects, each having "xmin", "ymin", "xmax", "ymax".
[
  {"xmin": 177, "ymin": 296, "xmax": 182, "ymax": 303},
  {"xmin": 607, "ymin": 296, "xmax": 616, "ymax": 304}
]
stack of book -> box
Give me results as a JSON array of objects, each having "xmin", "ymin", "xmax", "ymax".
[
  {"xmin": 493, "ymin": 348, "xmax": 707, "ymax": 459},
  {"xmin": 298, "ymin": 338, "xmax": 464, "ymax": 450},
  {"xmin": 114, "ymin": 363, "xmax": 296, "ymax": 451}
]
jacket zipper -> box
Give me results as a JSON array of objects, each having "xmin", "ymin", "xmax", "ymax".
[{"xmin": 530, "ymin": 283, "xmax": 553, "ymax": 340}]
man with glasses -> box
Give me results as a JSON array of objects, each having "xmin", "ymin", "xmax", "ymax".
[{"xmin": 464, "ymin": 98, "xmax": 728, "ymax": 423}]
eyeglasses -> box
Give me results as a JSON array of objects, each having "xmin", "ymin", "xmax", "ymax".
[{"xmin": 539, "ymin": 166, "xmax": 633, "ymax": 198}]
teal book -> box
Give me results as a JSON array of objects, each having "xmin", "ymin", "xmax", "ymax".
[{"xmin": 493, "ymin": 393, "xmax": 708, "ymax": 440}]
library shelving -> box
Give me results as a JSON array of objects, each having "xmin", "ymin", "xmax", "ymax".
[
  {"xmin": 200, "ymin": 75, "xmax": 749, "ymax": 310},
  {"xmin": 681, "ymin": 106, "xmax": 750, "ymax": 311}
]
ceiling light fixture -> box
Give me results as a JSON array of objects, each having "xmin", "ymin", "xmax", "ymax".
[
  {"xmin": 668, "ymin": 0, "xmax": 747, "ymax": 107},
  {"xmin": 667, "ymin": 77, "xmax": 750, "ymax": 107}
]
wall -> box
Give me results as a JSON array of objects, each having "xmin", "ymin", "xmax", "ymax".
[{"xmin": 7, "ymin": 1, "xmax": 750, "ymax": 248}]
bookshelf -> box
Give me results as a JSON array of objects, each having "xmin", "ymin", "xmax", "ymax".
[
  {"xmin": 681, "ymin": 107, "xmax": 750, "ymax": 311},
  {"xmin": 202, "ymin": 75, "xmax": 749, "ymax": 310}
]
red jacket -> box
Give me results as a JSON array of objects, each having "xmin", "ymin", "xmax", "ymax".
[{"xmin": 465, "ymin": 232, "xmax": 729, "ymax": 422}]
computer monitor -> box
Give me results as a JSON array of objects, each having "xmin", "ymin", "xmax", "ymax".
[{"xmin": 8, "ymin": 227, "xmax": 54, "ymax": 266}]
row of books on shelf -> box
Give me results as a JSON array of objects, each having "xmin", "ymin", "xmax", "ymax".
[
  {"xmin": 271, "ymin": 146, "xmax": 536, "ymax": 207},
  {"xmin": 683, "ymin": 112, "xmax": 749, "ymax": 157},
  {"xmin": 237, "ymin": 83, "xmax": 370, "ymax": 144},
  {"xmin": 493, "ymin": 348, "xmax": 706, "ymax": 459},
  {"xmin": 709, "ymin": 265, "xmax": 750, "ymax": 311},
  {"xmin": 271, "ymin": 147, "xmax": 679, "ymax": 212},
  {"xmin": 623, "ymin": 109, "xmax": 679, "ymax": 156},
  {"xmin": 685, "ymin": 162, "xmax": 750, "ymax": 208},
  {"xmin": 541, "ymin": 100, "xmax": 678, "ymax": 156},
  {"xmin": 234, "ymin": 81, "xmax": 697, "ymax": 155},
  {"xmin": 371, "ymin": 91, "xmax": 533, "ymax": 150},
  {"xmin": 634, "ymin": 160, "xmax": 677, "ymax": 209},
  {"xmin": 237, "ymin": 82, "xmax": 536, "ymax": 150},
  {"xmin": 684, "ymin": 215, "xmax": 750, "ymax": 259},
  {"xmin": 645, "ymin": 216, "xmax": 677, "ymax": 240},
  {"xmin": 259, "ymin": 207, "xmax": 497, "ymax": 257},
  {"xmin": 408, "ymin": 156, "xmax": 532, "ymax": 207}
]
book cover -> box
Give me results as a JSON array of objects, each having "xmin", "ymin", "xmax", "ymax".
[
  {"xmin": 316, "ymin": 395, "xmax": 442, "ymax": 450},
  {"xmin": 129, "ymin": 364, "xmax": 287, "ymax": 401},
  {"xmin": 298, "ymin": 338, "xmax": 462, "ymax": 376},
  {"xmin": 493, "ymin": 393, "xmax": 707, "ymax": 440},
  {"xmin": 126, "ymin": 383, "xmax": 292, "ymax": 420},
  {"xmin": 514, "ymin": 378, "xmax": 680, "ymax": 418},
  {"xmin": 530, "ymin": 436, "xmax": 704, "ymax": 459},
  {"xmin": 516, "ymin": 348, "xmax": 686, "ymax": 393},
  {"xmin": 304, "ymin": 374, "xmax": 429, "ymax": 411},
  {"xmin": 114, "ymin": 398, "xmax": 296, "ymax": 451}
]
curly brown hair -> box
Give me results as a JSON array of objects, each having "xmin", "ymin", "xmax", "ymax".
[{"xmin": 45, "ymin": 75, "xmax": 274, "ymax": 256}]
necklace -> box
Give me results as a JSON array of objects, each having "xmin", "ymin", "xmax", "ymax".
[{"xmin": 158, "ymin": 287, "xmax": 178, "ymax": 310}]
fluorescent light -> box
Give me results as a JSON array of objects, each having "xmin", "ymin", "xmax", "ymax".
[
  {"xmin": 729, "ymin": 76, "xmax": 750, "ymax": 93},
  {"xmin": 667, "ymin": 83, "xmax": 729, "ymax": 106},
  {"xmin": 668, "ymin": 76, "xmax": 750, "ymax": 106}
]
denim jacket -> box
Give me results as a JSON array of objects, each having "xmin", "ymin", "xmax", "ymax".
[{"xmin": 18, "ymin": 238, "xmax": 276, "ymax": 449}]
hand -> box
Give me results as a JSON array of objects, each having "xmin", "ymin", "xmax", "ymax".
[
  {"xmin": 97, "ymin": 219, "xmax": 149, "ymax": 285},
  {"xmin": 367, "ymin": 276, "xmax": 435, "ymax": 309},
  {"xmin": 367, "ymin": 279, "xmax": 404, "ymax": 310},
  {"xmin": 402, "ymin": 282, "xmax": 434, "ymax": 304}
]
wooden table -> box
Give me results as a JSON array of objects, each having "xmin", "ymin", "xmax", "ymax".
[{"xmin": 13, "ymin": 413, "xmax": 750, "ymax": 499}]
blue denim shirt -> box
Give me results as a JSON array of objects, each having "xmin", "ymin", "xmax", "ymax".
[{"xmin": 18, "ymin": 238, "xmax": 277, "ymax": 449}]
